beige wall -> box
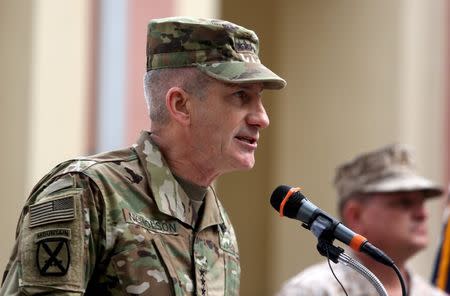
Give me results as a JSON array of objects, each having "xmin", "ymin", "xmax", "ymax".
[
  {"xmin": 0, "ymin": 0, "xmax": 89, "ymax": 272},
  {"xmin": 396, "ymin": 0, "xmax": 447, "ymax": 280},
  {"xmin": 0, "ymin": 0, "xmax": 32, "ymax": 269},
  {"xmin": 220, "ymin": 1, "xmax": 447, "ymax": 295},
  {"xmin": 28, "ymin": 0, "xmax": 89, "ymax": 189}
]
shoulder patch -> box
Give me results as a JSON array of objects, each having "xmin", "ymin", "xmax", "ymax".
[
  {"xmin": 35, "ymin": 228, "xmax": 71, "ymax": 242},
  {"xmin": 29, "ymin": 196, "xmax": 75, "ymax": 228},
  {"xmin": 20, "ymin": 191, "xmax": 84, "ymax": 290},
  {"xmin": 36, "ymin": 236, "xmax": 71, "ymax": 276}
]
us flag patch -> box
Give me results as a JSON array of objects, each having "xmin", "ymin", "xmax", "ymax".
[{"xmin": 29, "ymin": 196, "xmax": 75, "ymax": 228}]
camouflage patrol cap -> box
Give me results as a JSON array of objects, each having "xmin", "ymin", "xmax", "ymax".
[
  {"xmin": 334, "ymin": 144, "xmax": 443, "ymax": 202},
  {"xmin": 146, "ymin": 16, "xmax": 286, "ymax": 90}
]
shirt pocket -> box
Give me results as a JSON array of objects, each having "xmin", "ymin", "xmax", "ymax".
[{"xmin": 111, "ymin": 234, "xmax": 185, "ymax": 296}]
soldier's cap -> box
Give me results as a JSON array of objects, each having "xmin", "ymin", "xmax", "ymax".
[
  {"xmin": 146, "ymin": 16, "xmax": 286, "ymax": 90},
  {"xmin": 334, "ymin": 144, "xmax": 443, "ymax": 203}
]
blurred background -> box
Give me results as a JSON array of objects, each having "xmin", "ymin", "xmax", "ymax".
[{"xmin": 1, "ymin": 0, "xmax": 449, "ymax": 295}]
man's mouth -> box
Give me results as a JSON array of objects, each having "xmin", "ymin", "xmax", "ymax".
[
  {"xmin": 235, "ymin": 135, "xmax": 257, "ymax": 145},
  {"xmin": 236, "ymin": 136, "xmax": 256, "ymax": 144}
]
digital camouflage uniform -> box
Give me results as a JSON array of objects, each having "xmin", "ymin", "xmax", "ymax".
[
  {"xmin": 277, "ymin": 260, "xmax": 447, "ymax": 296},
  {"xmin": 1, "ymin": 132, "xmax": 240, "ymax": 295},
  {"xmin": 1, "ymin": 16, "xmax": 286, "ymax": 296}
]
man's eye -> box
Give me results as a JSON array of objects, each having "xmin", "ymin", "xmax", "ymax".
[
  {"xmin": 234, "ymin": 91, "xmax": 249, "ymax": 101},
  {"xmin": 391, "ymin": 200, "xmax": 412, "ymax": 208}
]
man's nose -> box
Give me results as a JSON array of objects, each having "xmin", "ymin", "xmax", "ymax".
[
  {"xmin": 248, "ymin": 100, "xmax": 270, "ymax": 129},
  {"xmin": 413, "ymin": 202, "xmax": 428, "ymax": 220}
]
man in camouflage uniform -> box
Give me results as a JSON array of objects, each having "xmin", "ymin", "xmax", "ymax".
[
  {"xmin": 277, "ymin": 144, "xmax": 446, "ymax": 296},
  {"xmin": 1, "ymin": 17, "xmax": 286, "ymax": 295}
]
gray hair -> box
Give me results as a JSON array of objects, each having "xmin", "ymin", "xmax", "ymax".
[{"xmin": 143, "ymin": 67, "xmax": 213, "ymax": 125}]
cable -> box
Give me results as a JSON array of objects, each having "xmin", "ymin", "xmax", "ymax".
[
  {"xmin": 325, "ymin": 244, "xmax": 349, "ymax": 296},
  {"xmin": 391, "ymin": 263, "xmax": 408, "ymax": 296}
]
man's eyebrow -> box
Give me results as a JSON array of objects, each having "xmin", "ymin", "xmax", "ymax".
[
  {"xmin": 223, "ymin": 82, "xmax": 245, "ymax": 89},
  {"xmin": 223, "ymin": 83, "xmax": 264, "ymax": 92}
]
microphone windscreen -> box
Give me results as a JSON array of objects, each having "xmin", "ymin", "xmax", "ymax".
[
  {"xmin": 270, "ymin": 185, "xmax": 306, "ymax": 219},
  {"xmin": 270, "ymin": 185, "xmax": 292, "ymax": 211}
]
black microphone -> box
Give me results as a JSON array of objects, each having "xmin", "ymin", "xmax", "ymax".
[{"xmin": 270, "ymin": 185, "xmax": 394, "ymax": 267}]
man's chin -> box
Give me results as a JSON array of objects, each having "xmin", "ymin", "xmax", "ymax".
[
  {"xmin": 409, "ymin": 239, "xmax": 428, "ymax": 253},
  {"xmin": 236, "ymin": 162, "xmax": 255, "ymax": 171},
  {"xmin": 232, "ymin": 155, "xmax": 255, "ymax": 171}
]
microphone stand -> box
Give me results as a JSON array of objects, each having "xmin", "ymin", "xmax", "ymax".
[
  {"xmin": 316, "ymin": 240, "xmax": 388, "ymax": 296},
  {"xmin": 307, "ymin": 215, "xmax": 407, "ymax": 296}
]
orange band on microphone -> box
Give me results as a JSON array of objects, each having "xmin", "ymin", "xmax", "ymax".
[
  {"xmin": 349, "ymin": 234, "xmax": 367, "ymax": 251},
  {"xmin": 279, "ymin": 187, "xmax": 301, "ymax": 217}
]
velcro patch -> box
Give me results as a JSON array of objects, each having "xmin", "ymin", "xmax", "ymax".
[
  {"xmin": 21, "ymin": 191, "xmax": 83, "ymax": 290},
  {"xmin": 123, "ymin": 208, "xmax": 178, "ymax": 235},
  {"xmin": 29, "ymin": 196, "xmax": 75, "ymax": 228}
]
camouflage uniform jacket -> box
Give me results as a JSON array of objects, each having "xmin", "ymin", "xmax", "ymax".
[
  {"xmin": 1, "ymin": 131, "xmax": 240, "ymax": 295},
  {"xmin": 276, "ymin": 259, "xmax": 446, "ymax": 296}
]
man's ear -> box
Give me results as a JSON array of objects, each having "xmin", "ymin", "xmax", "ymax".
[{"xmin": 165, "ymin": 87, "xmax": 191, "ymax": 125}]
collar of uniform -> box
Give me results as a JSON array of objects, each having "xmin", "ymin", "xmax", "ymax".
[
  {"xmin": 197, "ymin": 186, "xmax": 224, "ymax": 231},
  {"xmin": 134, "ymin": 131, "xmax": 223, "ymax": 228}
]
